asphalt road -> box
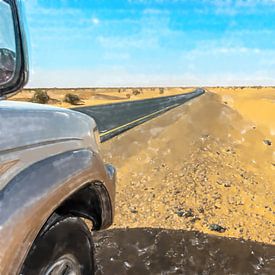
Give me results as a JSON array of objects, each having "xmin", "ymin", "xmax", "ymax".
[{"xmin": 74, "ymin": 88, "xmax": 205, "ymax": 142}]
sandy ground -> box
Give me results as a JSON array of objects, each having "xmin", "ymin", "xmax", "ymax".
[
  {"xmin": 11, "ymin": 87, "xmax": 275, "ymax": 244},
  {"xmin": 10, "ymin": 87, "xmax": 194, "ymax": 107},
  {"xmin": 101, "ymin": 88, "xmax": 275, "ymax": 244}
]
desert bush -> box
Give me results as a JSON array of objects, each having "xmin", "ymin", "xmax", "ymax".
[
  {"xmin": 31, "ymin": 90, "xmax": 50, "ymax": 104},
  {"xmin": 64, "ymin": 93, "xmax": 81, "ymax": 105},
  {"xmin": 159, "ymin": 88, "xmax": 165, "ymax": 94},
  {"xmin": 133, "ymin": 89, "xmax": 141, "ymax": 96}
]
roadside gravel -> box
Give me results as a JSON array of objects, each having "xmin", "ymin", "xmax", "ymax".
[{"xmin": 102, "ymin": 92, "xmax": 275, "ymax": 244}]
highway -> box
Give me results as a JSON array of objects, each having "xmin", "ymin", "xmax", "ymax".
[{"xmin": 74, "ymin": 88, "xmax": 205, "ymax": 142}]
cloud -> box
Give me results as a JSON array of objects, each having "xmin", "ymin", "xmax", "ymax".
[
  {"xmin": 97, "ymin": 35, "xmax": 159, "ymax": 49},
  {"xmin": 91, "ymin": 17, "xmax": 100, "ymax": 25},
  {"xmin": 24, "ymin": 0, "xmax": 275, "ymax": 87},
  {"xmin": 27, "ymin": 66, "xmax": 275, "ymax": 88},
  {"xmin": 143, "ymin": 8, "xmax": 170, "ymax": 15},
  {"xmin": 205, "ymin": 0, "xmax": 275, "ymax": 15}
]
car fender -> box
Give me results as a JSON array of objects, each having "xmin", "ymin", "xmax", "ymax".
[{"xmin": 0, "ymin": 149, "xmax": 115, "ymax": 275}]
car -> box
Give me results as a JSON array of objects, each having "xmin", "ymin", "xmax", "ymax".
[{"xmin": 0, "ymin": 0, "xmax": 116, "ymax": 274}]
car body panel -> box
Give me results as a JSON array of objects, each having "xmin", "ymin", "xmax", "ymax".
[
  {"xmin": 0, "ymin": 100, "xmax": 98, "ymax": 190},
  {"xmin": 0, "ymin": 101, "xmax": 116, "ymax": 274},
  {"xmin": 0, "ymin": 149, "xmax": 115, "ymax": 275}
]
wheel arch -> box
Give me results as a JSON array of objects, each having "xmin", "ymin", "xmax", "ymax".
[
  {"xmin": 53, "ymin": 181, "xmax": 113, "ymax": 231},
  {"xmin": 0, "ymin": 149, "xmax": 114, "ymax": 275}
]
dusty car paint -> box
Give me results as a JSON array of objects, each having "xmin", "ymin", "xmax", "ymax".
[
  {"xmin": 0, "ymin": 150, "xmax": 115, "ymax": 275},
  {"xmin": 0, "ymin": 101, "xmax": 98, "ymax": 190},
  {"xmin": 0, "ymin": 101, "xmax": 116, "ymax": 274}
]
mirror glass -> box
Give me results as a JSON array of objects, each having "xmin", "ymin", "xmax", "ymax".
[{"xmin": 0, "ymin": 0, "xmax": 16, "ymax": 87}]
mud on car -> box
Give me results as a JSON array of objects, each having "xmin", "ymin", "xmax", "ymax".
[{"xmin": 0, "ymin": 0, "xmax": 116, "ymax": 274}]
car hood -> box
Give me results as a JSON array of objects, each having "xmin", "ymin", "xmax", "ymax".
[{"xmin": 0, "ymin": 100, "xmax": 97, "ymax": 154}]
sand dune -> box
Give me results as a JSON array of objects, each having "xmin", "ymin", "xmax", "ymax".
[{"xmin": 102, "ymin": 89, "xmax": 274, "ymax": 244}]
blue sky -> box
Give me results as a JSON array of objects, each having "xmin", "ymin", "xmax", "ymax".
[{"xmin": 25, "ymin": 0, "xmax": 275, "ymax": 87}]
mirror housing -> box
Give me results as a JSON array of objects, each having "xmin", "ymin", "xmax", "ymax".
[{"xmin": 0, "ymin": 0, "xmax": 29, "ymax": 98}]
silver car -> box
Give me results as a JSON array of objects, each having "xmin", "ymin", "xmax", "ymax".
[{"xmin": 0, "ymin": 0, "xmax": 116, "ymax": 274}]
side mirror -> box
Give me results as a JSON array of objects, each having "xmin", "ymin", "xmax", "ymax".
[{"xmin": 0, "ymin": 0, "xmax": 28, "ymax": 98}]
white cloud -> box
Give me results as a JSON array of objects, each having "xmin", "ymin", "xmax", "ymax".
[
  {"xmin": 143, "ymin": 8, "xmax": 170, "ymax": 15},
  {"xmin": 24, "ymin": 0, "xmax": 275, "ymax": 87},
  {"xmin": 27, "ymin": 67, "xmax": 275, "ymax": 88},
  {"xmin": 97, "ymin": 35, "xmax": 159, "ymax": 49},
  {"xmin": 205, "ymin": 0, "xmax": 275, "ymax": 15},
  {"xmin": 91, "ymin": 17, "xmax": 100, "ymax": 25}
]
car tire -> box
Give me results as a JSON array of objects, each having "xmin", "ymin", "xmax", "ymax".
[{"xmin": 20, "ymin": 215, "xmax": 94, "ymax": 275}]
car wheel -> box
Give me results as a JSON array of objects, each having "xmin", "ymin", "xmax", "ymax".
[{"xmin": 20, "ymin": 215, "xmax": 94, "ymax": 275}]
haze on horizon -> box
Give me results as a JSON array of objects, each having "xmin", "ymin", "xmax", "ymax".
[{"xmin": 25, "ymin": 0, "xmax": 275, "ymax": 88}]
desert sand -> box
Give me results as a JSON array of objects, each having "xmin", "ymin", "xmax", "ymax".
[
  {"xmin": 10, "ymin": 87, "xmax": 194, "ymax": 107},
  {"xmin": 11, "ymin": 87, "xmax": 275, "ymax": 244},
  {"xmin": 101, "ymin": 87, "xmax": 275, "ymax": 244}
]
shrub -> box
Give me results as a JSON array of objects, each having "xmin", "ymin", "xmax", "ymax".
[
  {"xmin": 64, "ymin": 93, "xmax": 81, "ymax": 105},
  {"xmin": 133, "ymin": 89, "xmax": 141, "ymax": 96},
  {"xmin": 31, "ymin": 90, "xmax": 50, "ymax": 104}
]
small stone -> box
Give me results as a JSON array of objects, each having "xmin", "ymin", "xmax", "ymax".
[
  {"xmin": 209, "ymin": 224, "xmax": 226, "ymax": 233},
  {"xmin": 263, "ymin": 140, "xmax": 272, "ymax": 146},
  {"xmin": 130, "ymin": 208, "xmax": 138, "ymax": 214},
  {"xmin": 184, "ymin": 209, "xmax": 194, "ymax": 218},
  {"xmin": 176, "ymin": 208, "xmax": 194, "ymax": 218},
  {"xmin": 190, "ymin": 217, "xmax": 200, "ymax": 223},
  {"xmin": 224, "ymin": 181, "xmax": 231, "ymax": 187},
  {"xmin": 176, "ymin": 211, "xmax": 185, "ymax": 217},
  {"xmin": 198, "ymin": 207, "xmax": 204, "ymax": 214}
]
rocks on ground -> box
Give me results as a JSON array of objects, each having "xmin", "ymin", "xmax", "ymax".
[{"xmin": 209, "ymin": 224, "xmax": 227, "ymax": 233}]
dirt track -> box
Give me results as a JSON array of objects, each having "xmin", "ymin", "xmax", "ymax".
[{"xmin": 102, "ymin": 90, "xmax": 275, "ymax": 244}]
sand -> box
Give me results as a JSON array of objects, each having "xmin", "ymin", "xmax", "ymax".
[
  {"xmin": 10, "ymin": 87, "xmax": 275, "ymax": 244},
  {"xmin": 10, "ymin": 87, "xmax": 194, "ymax": 107},
  {"xmin": 101, "ymin": 87, "xmax": 274, "ymax": 244}
]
